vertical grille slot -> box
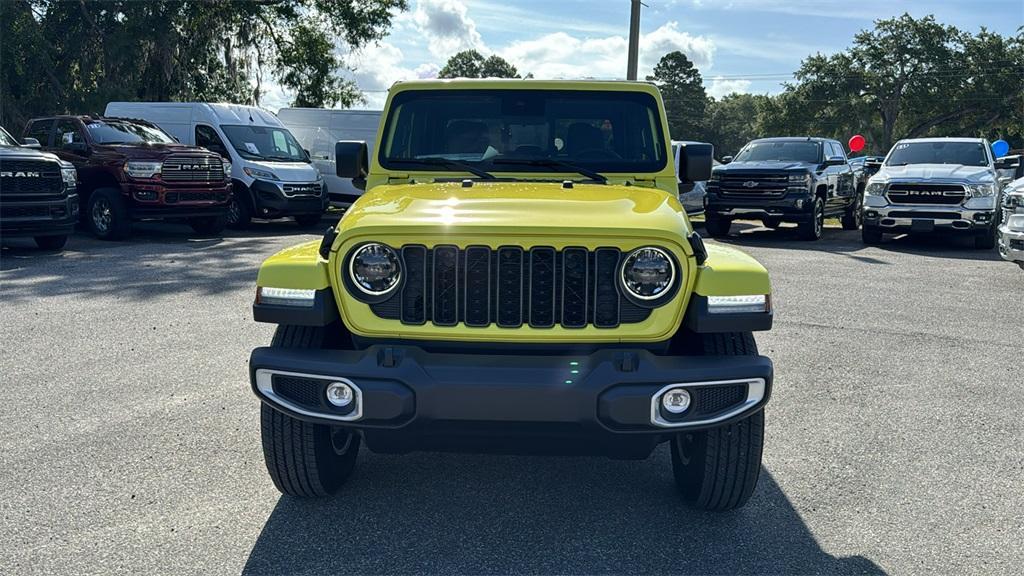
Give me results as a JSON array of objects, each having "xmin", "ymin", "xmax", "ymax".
[
  {"xmin": 400, "ymin": 246, "xmax": 427, "ymax": 324},
  {"xmin": 497, "ymin": 247, "xmax": 524, "ymax": 327},
  {"xmin": 528, "ymin": 247, "xmax": 556, "ymax": 328},
  {"xmin": 593, "ymin": 248, "xmax": 621, "ymax": 328},
  {"xmin": 464, "ymin": 246, "xmax": 491, "ymax": 327},
  {"xmin": 432, "ymin": 245, "xmax": 459, "ymax": 326},
  {"xmin": 561, "ymin": 248, "xmax": 589, "ymax": 328}
]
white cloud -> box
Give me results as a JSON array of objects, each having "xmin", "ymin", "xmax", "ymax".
[
  {"xmin": 412, "ymin": 0, "xmax": 486, "ymax": 59},
  {"xmin": 344, "ymin": 41, "xmax": 439, "ymax": 109},
  {"xmin": 707, "ymin": 76, "xmax": 752, "ymax": 99},
  {"xmin": 500, "ymin": 22, "xmax": 715, "ymax": 80}
]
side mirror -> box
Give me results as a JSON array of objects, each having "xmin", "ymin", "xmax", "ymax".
[
  {"xmin": 303, "ymin": 148, "xmax": 312, "ymax": 162},
  {"xmin": 721, "ymin": 155, "xmax": 733, "ymax": 164},
  {"xmin": 20, "ymin": 137, "xmax": 40, "ymax": 149},
  {"xmin": 998, "ymin": 176, "xmax": 1013, "ymax": 186},
  {"xmin": 336, "ymin": 140, "xmax": 368, "ymax": 190},
  {"xmin": 824, "ymin": 155, "xmax": 846, "ymax": 167},
  {"xmin": 994, "ymin": 158, "xmax": 1016, "ymax": 170},
  {"xmin": 679, "ymin": 142, "xmax": 714, "ymax": 183}
]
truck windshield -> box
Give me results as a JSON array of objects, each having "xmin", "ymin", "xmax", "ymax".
[
  {"xmin": 0, "ymin": 127, "xmax": 18, "ymax": 146},
  {"xmin": 85, "ymin": 120, "xmax": 175, "ymax": 145},
  {"xmin": 733, "ymin": 141, "xmax": 821, "ymax": 163},
  {"xmin": 378, "ymin": 89, "xmax": 667, "ymax": 175},
  {"xmin": 221, "ymin": 125, "xmax": 307, "ymax": 162},
  {"xmin": 886, "ymin": 142, "xmax": 989, "ymax": 167}
]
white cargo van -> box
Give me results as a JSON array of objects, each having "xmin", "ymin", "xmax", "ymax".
[
  {"xmin": 104, "ymin": 102, "xmax": 327, "ymax": 228},
  {"xmin": 277, "ymin": 108, "xmax": 381, "ymax": 206}
]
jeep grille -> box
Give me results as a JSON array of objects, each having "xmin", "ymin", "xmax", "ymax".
[{"xmin": 370, "ymin": 246, "xmax": 652, "ymax": 329}]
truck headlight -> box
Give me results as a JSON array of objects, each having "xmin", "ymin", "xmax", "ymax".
[
  {"xmin": 788, "ymin": 173, "xmax": 810, "ymax": 184},
  {"xmin": 223, "ymin": 162, "xmax": 232, "ymax": 177},
  {"xmin": 61, "ymin": 167, "xmax": 77, "ymax": 186},
  {"xmin": 709, "ymin": 172, "xmax": 722, "ymax": 181},
  {"xmin": 620, "ymin": 247, "xmax": 676, "ymax": 302},
  {"xmin": 968, "ymin": 183, "xmax": 995, "ymax": 197},
  {"xmin": 349, "ymin": 243, "xmax": 402, "ymax": 297},
  {"xmin": 865, "ymin": 181, "xmax": 887, "ymax": 196},
  {"xmin": 244, "ymin": 166, "xmax": 279, "ymax": 181},
  {"xmin": 125, "ymin": 161, "xmax": 162, "ymax": 178}
]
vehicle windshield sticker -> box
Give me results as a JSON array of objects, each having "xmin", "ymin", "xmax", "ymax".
[
  {"xmin": 895, "ymin": 144, "xmax": 909, "ymax": 150},
  {"xmin": 245, "ymin": 142, "xmax": 260, "ymax": 154}
]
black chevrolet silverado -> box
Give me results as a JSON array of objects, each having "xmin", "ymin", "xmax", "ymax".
[
  {"xmin": 704, "ymin": 137, "xmax": 861, "ymax": 240},
  {"xmin": 0, "ymin": 126, "xmax": 78, "ymax": 250}
]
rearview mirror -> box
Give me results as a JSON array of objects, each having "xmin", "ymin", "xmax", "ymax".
[
  {"xmin": 20, "ymin": 137, "xmax": 40, "ymax": 149},
  {"xmin": 336, "ymin": 140, "xmax": 368, "ymax": 190},
  {"xmin": 679, "ymin": 142, "xmax": 714, "ymax": 183}
]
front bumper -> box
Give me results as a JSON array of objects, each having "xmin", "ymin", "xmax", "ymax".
[
  {"xmin": 706, "ymin": 190, "xmax": 813, "ymax": 222},
  {"xmin": 0, "ymin": 194, "xmax": 79, "ymax": 237},
  {"xmin": 997, "ymin": 221, "xmax": 1024, "ymax": 264},
  {"xmin": 863, "ymin": 200, "xmax": 994, "ymax": 234},
  {"xmin": 250, "ymin": 345, "xmax": 773, "ymax": 457},
  {"xmin": 251, "ymin": 179, "xmax": 328, "ymax": 217}
]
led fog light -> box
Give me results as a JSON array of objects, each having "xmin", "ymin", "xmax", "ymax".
[
  {"xmin": 326, "ymin": 382, "xmax": 354, "ymax": 407},
  {"xmin": 661, "ymin": 387, "xmax": 691, "ymax": 414}
]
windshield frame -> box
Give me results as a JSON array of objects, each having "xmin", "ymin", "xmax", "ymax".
[
  {"xmin": 0, "ymin": 126, "xmax": 19, "ymax": 147},
  {"xmin": 84, "ymin": 119, "xmax": 176, "ymax": 145},
  {"xmin": 733, "ymin": 140, "xmax": 823, "ymax": 164},
  {"xmin": 884, "ymin": 140, "xmax": 992, "ymax": 168},
  {"xmin": 220, "ymin": 124, "xmax": 308, "ymax": 163},
  {"xmin": 376, "ymin": 88, "xmax": 669, "ymax": 176}
]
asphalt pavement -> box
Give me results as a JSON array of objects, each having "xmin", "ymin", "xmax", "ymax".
[{"xmin": 1, "ymin": 218, "xmax": 1022, "ymax": 575}]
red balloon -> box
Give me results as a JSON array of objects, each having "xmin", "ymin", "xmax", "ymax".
[{"xmin": 848, "ymin": 134, "xmax": 866, "ymax": 153}]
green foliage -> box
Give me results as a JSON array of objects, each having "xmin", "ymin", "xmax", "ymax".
[
  {"xmin": 0, "ymin": 0, "xmax": 407, "ymax": 129},
  {"xmin": 647, "ymin": 51, "xmax": 707, "ymax": 142},
  {"xmin": 438, "ymin": 50, "xmax": 520, "ymax": 79}
]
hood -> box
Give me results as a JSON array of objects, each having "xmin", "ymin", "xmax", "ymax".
[
  {"xmin": 337, "ymin": 181, "xmax": 689, "ymax": 241},
  {"xmin": 717, "ymin": 160, "xmax": 814, "ymax": 172},
  {"xmin": 243, "ymin": 159, "xmax": 319, "ymax": 183},
  {"xmin": 878, "ymin": 163, "xmax": 994, "ymax": 182},
  {"xmin": 0, "ymin": 145, "xmax": 63, "ymax": 163},
  {"xmin": 94, "ymin": 142, "xmax": 217, "ymax": 161}
]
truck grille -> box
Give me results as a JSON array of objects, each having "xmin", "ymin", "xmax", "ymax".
[
  {"xmin": 886, "ymin": 183, "xmax": 966, "ymax": 205},
  {"xmin": 161, "ymin": 154, "xmax": 224, "ymax": 182},
  {"xmin": 717, "ymin": 172, "xmax": 789, "ymax": 197},
  {"xmin": 371, "ymin": 246, "xmax": 652, "ymax": 329},
  {"xmin": 0, "ymin": 159, "xmax": 64, "ymax": 197},
  {"xmin": 282, "ymin": 183, "xmax": 322, "ymax": 197}
]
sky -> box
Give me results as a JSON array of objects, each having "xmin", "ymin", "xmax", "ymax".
[{"xmin": 262, "ymin": 0, "xmax": 1024, "ymax": 112}]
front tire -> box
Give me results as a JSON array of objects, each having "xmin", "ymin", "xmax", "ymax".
[
  {"xmin": 33, "ymin": 235, "xmax": 68, "ymax": 251},
  {"xmin": 974, "ymin": 227, "xmax": 996, "ymax": 250},
  {"xmin": 862, "ymin": 225, "xmax": 883, "ymax": 245},
  {"xmin": 797, "ymin": 196, "xmax": 824, "ymax": 241},
  {"xmin": 704, "ymin": 216, "xmax": 732, "ymax": 238},
  {"xmin": 87, "ymin": 188, "xmax": 131, "ymax": 240},
  {"xmin": 761, "ymin": 217, "xmax": 781, "ymax": 229},
  {"xmin": 671, "ymin": 332, "xmax": 765, "ymax": 511},
  {"xmin": 260, "ymin": 325, "xmax": 360, "ymax": 497},
  {"xmin": 226, "ymin": 189, "xmax": 253, "ymax": 229},
  {"xmin": 841, "ymin": 193, "xmax": 862, "ymax": 230}
]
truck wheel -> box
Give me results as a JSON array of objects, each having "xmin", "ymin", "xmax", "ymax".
[
  {"xmin": 797, "ymin": 197, "xmax": 824, "ymax": 240},
  {"xmin": 87, "ymin": 188, "xmax": 131, "ymax": 240},
  {"xmin": 260, "ymin": 325, "xmax": 360, "ymax": 497},
  {"xmin": 671, "ymin": 332, "xmax": 764, "ymax": 511},
  {"xmin": 294, "ymin": 213, "xmax": 322, "ymax": 228},
  {"xmin": 862, "ymin": 225, "xmax": 883, "ymax": 245},
  {"xmin": 226, "ymin": 192, "xmax": 253, "ymax": 229},
  {"xmin": 704, "ymin": 217, "xmax": 732, "ymax": 238},
  {"xmin": 761, "ymin": 217, "xmax": 781, "ymax": 229},
  {"xmin": 188, "ymin": 214, "xmax": 228, "ymax": 236},
  {"xmin": 974, "ymin": 227, "xmax": 996, "ymax": 250},
  {"xmin": 841, "ymin": 195, "xmax": 862, "ymax": 230},
  {"xmin": 33, "ymin": 235, "xmax": 68, "ymax": 251}
]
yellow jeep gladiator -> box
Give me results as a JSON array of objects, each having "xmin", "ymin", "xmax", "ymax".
[{"xmin": 249, "ymin": 80, "xmax": 774, "ymax": 511}]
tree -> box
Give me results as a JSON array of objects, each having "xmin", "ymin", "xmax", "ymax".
[
  {"xmin": 438, "ymin": 50, "xmax": 520, "ymax": 79},
  {"xmin": 0, "ymin": 0, "xmax": 407, "ymax": 129},
  {"xmin": 704, "ymin": 94, "xmax": 772, "ymax": 158},
  {"xmin": 647, "ymin": 51, "xmax": 708, "ymax": 141}
]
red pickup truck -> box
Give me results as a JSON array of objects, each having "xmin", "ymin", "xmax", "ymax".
[{"xmin": 23, "ymin": 115, "xmax": 232, "ymax": 239}]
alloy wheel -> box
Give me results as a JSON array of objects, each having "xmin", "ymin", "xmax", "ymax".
[{"xmin": 92, "ymin": 198, "xmax": 112, "ymax": 233}]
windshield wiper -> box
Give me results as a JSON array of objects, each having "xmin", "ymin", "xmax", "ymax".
[
  {"xmin": 389, "ymin": 158, "xmax": 496, "ymax": 180},
  {"xmin": 491, "ymin": 158, "xmax": 608, "ymax": 184}
]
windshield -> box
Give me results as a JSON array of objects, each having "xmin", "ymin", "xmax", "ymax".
[
  {"xmin": 886, "ymin": 141, "xmax": 989, "ymax": 167},
  {"xmin": 85, "ymin": 120, "xmax": 175, "ymax": 144},
  {"xmin": 378, "ymin": 89, "xmax": 667, "ymax": 174},
  {"xmin": 733, "ymin": 141, "xmax": 822, "ymax": 163},
  {"xmin": 0, "ymin": 127, "xmax": 18, "ymax": 146},
  {"xmin": 221, "ymin": 125, "xmax": 307, "ymax": 162}
]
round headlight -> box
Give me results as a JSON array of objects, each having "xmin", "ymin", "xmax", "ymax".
[
  {"xmin": 349, "ymin": 243, "xmax": 401, "ymax": 296},
  {"xmin": 620, "ymin": 247, "xmax": 676, "ymax": 301}
]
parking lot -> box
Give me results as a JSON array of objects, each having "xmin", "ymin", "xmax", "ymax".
[{"xmin": 1, "ymin": 219, "xmax": 1022, "ymax": 575}]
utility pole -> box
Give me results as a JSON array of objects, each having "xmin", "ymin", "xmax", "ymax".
[{"xmin": 626, "ymin": 0, "xmax": 642, "ymax": 80}]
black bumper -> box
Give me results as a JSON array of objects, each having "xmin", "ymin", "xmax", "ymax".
[
  {"xmin": 0, "ymin": 195, "xmax": 79, "ymax": 237},
  {"xmin": 251, "ymin": 179, "xmax": 328, "ymax": 217},
  {"xmin": 706, "ymin": 191, "xmax": 814, "ymax": 222},
  {"xmin": 250, "ymin": 345, "xmax": 773, "ymax": 458}
]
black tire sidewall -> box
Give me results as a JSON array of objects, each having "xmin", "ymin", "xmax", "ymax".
[{"xmin": 87, "ymin": 189, "xmax": 130, "ymax": 240}]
